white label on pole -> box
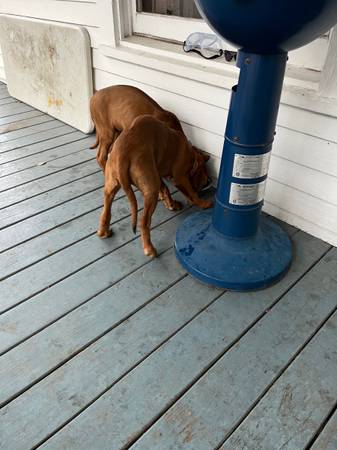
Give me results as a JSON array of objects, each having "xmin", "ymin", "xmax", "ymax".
[
  {"xmin": 229, "ymin": 181, "xmax": 266, "ymax": 206},
  {"xmin": 232, "ymin": 152, "xmax": 271, "ymax": 179}
]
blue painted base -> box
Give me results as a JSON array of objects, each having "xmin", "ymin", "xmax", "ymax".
[{"xmin": 175, "ymin": 210, "xmax": 292, "ymax": 291}]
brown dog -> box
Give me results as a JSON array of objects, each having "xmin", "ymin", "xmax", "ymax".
[
  {"xmin": 97, "ymin": 115, "xmax": 212, "ymax": 257},
  {"xmin": 90, "ymin": 85, "xmax": 185, "ymax": 170}
]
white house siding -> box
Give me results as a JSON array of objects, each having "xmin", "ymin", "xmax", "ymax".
[{"xmin": 0, "ymin": 0, "xmax": 337, "ymax": 246}]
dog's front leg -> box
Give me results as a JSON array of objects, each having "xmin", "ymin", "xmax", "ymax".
[
  {"xmin": 159, "ymin": 181, "xmax": 183, "ymax": 211},
  {"xmin": 174, "ymin": 176, "xmax": 212, "ymax": 209}
]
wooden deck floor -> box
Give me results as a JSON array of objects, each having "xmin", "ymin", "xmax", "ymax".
[{"xmin": 0, "ymin": 82, "xmax": 337, "ymax": 450}]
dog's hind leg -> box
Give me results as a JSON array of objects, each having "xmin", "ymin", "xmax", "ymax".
[
  {"xmin": 97, "ymin": 180, "xmax": 120, "ymax": 238},
  {"xmin": 141, "ymin": 189, "xmax": 159, "ymax": 257},
  {"xmin": 159, "ymin": 181, "xmax": 183, "ymax": 211},
  {"xmin": 96, "ymin": 129, "xmax": 119, "ymax": 171}
]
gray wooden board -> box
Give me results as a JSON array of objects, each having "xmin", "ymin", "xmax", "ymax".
[
  {"xmin": 0, "ymin": 109, "xmax": 48, "ymax": 127},
  {"xmin": 0, "ymin": 102, "xmax": 33, "ymax": 118},
  {"xmin": 0, "ymin": 159, "xmax": 98, "ymax": 210},
  {"xmin": 0, "ymin": 188, "xmax": 128, "ymax": 282},
  {"xmin": 0, "ymin": 91, "xmax": 11, "ymax": 100},
  {"xmin": 0, "ymin": 97, "xmax": 17, "ymax": 106},
  {"xmin": 0, "ymin": 123, "xmax": 75, "ymax": 153},
  {"xmin": 0, "ymin": 193, "xmax": 187, "ymax": 313},
  {"xmin": 311, "ymin": 410, "xmax": 337, "ymax": 450},
  {"xmin": 0, "ymin": 136, "xmax": 95, "ymax": 178},
  {"xmin": 0, "ymin": 114, "xmax": 54, "ymax": 136},
  {"xmin": 0, "ymin": 131, "xmax": 87, "ymax": 165},
  {"xmin": 33, "ymin": 233, "xmax": 330, "ymax": 450},
  {"xmin": 0, "ymin": 205, "xmax": 189, "ymax": 408},
  {"xmin": 220, "ymin": 303, "xmax": 337, "ymax": 450},
  {"xmin": 0, "ymin": 232, "xmax": 320, "ymax": 448},
  {"xmin": 0, "ymin": 196, "xmax": 178, "ymax": 346},
  {"xmin": 0, "ymin": 147, "xmax": 96, "ymax": 193},
  {"xmin": 0, "ymin": 118, "xmax": 65, "ymax": 143},
  {"xmin": 0, "ymin": 187, "xmax": 103, "ymax": 252},
  {"xmin": 131, "ymin": 247, "xmax": 336, "ymax": 450},
  {"xmin": 0, "ymin": 270, "xmax": 220, "ymax": 450},
  {"xmin": 0, "ymin": 171, "xmax": 103, "ymax": 228}
]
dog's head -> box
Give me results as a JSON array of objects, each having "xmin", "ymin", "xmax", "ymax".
[{"xmin": 189, "ymin": 146, "xmax": 211, "ymax": 192}]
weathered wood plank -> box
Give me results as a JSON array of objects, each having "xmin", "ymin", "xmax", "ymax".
[
  {"xmin": 0, "ymin": 90, "xmax": 11, "ymax": 100},
  {"xmin": 0, "ymin": 206, "xmax": 189, "ymax": 406},
  {"xmin": 0, "ymin": 272, "xmax": 218, "ymax": 450},
  {"xmin": 0, "ymin": 114, "xmax": 54, "ymax": 136},
  {"xmin": 0, "ymin": 124, "xmax": 75, "ymax": 153},
  {"xmin": 0, "ymin": 109, "xmax": 44, "ymax": 127},
  {"xmin": 35, "ymin": 234, "xmax": 330, "ymax": 450},
  {"xmin": 0, "ymin": 136, "xmax": 95, "ymax": 177},
  {"xmin": 0, "ymin": 188, "xmax": 127, "ymax": 281},
  {"xmin": 220, "ymin": 308, "xmax": 337, "ymax": 450},
  {"xmin": 0, "ymin": 97, "xmax": 17, "ymax": 106},
  {"xmin": 311, "ymin": 410, "xmax": 337, "ymax": 450},
  {"xmin": 0, "ymin": 188, "xmax": 102, "ymax": 252},
  {"xmin": 132, "ymin": 249, "xmax": 337, "ymax": 450},
  {"xmin": 0, "ymin": 193, "xmax": 187, "ymax": 313},
  {"xmin": 0, "ymin": 158, "xmax": 98, "ymax": 211},
  {"xmin": 0, "ymin": 147, "xmax": 96, "ymax": 193},
  {"xmin": 0, "ymin": 131, "xmax": 87, "ymax": 165},
  {"xmin": 0, "ymin": 171, "xmax": 102, "ymax": 228},
  {"xmin": 0, "ymin": 102, "xmax": 33, "ymax": 118},
  {"xmin": 0, "ymin": 118, "xmax": 65, "ymax": 143}
]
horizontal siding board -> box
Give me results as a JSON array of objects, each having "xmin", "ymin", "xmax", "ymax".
[
  {"xmin": 93, "ymin": 53, "xmax": 337, "ymax": 143},
  {"xmin": 0, "ymin": 1, "xmax": 99, "ymax": 27},
  {"xmin": 269, "ymin": 155, "xmax": 337, "ymax": 207},
  {"xmin": 36, "ymin": 233, "xmax": 329, "ymax": 450},
  {"xmin": 265, "ymin": 179, "xmax": 337, "ymax": 239}
]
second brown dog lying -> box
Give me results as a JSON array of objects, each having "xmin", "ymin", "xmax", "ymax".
[{"xmin": 97, "ymin": 115, "xmax": 212, "ymax": 257}]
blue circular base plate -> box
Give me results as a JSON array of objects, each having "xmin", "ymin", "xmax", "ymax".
[{"xmin": 175, "ymin": 210, "xmax": 293, "ymax": 291}]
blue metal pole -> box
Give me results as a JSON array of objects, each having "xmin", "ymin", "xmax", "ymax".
[
  {"xmin": 175, "ymin": 50, "xmax": 292, "ymax": 291},
  {"xmin": 213, "ymin": 51, "xmax": 287, "ymax": 238}
]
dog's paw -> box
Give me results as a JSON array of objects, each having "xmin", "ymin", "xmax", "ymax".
[
  {"xmin": 199, "ymin": 199, "xmax": 213, "ymax": 209},
  {"xmin": 144, "ymin": 245, "xmax": 158, "ymax": 258},
  {"xmin": 168, "ymin": 200, "xmax": 183, "ymax": 211},
  {"xmin": 97, "ymin": 228, "xmax": 113, "ymax": 239}
]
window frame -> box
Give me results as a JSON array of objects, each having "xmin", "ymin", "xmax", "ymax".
[
  {"xmin": 101, "ymin": 0, "xmax": 337, "ymax": 109},
  {"xmin": 130, "ymin": 0, "xmax": 330, "ymax": 72}
]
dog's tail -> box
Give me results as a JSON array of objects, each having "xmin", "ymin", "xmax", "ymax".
[{"xmin": 118, "ymin": 157, "xmax": 138, "ymax": 234}]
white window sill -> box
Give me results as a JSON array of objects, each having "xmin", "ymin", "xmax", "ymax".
[{"xmin": 100, "ymin": 36, "xmax": 337, "ymax": 118}]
